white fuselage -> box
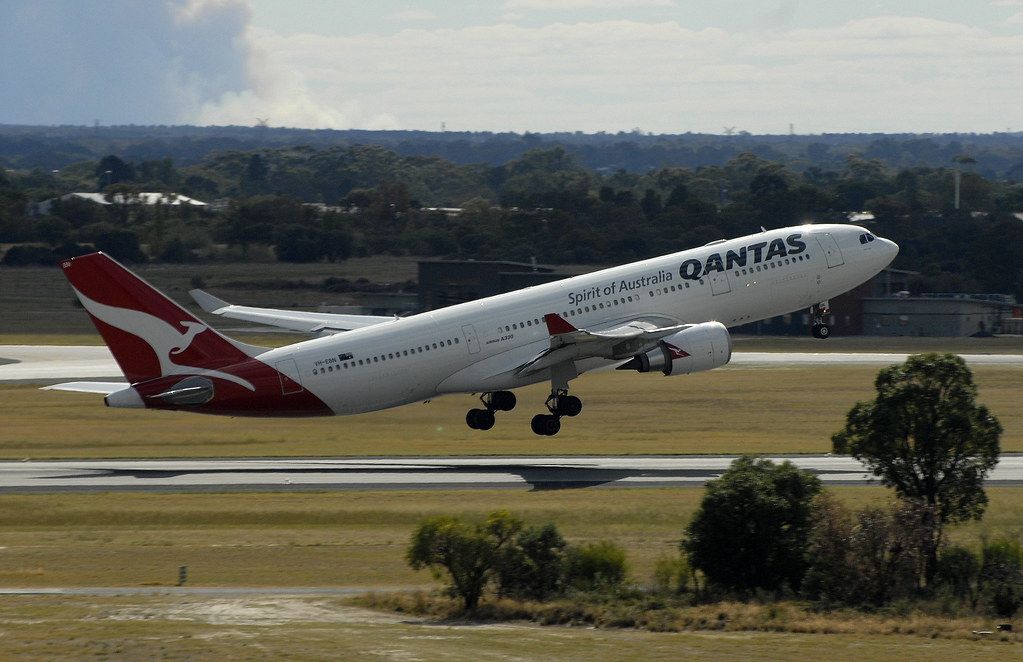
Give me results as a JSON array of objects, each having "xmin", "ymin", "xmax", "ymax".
[{"xmin": 260, "ymin": 224, "xmax": 897, "ymax": 414}]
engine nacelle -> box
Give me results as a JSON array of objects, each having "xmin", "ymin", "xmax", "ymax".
[{"xmin": 618, "ymin": 321, "xmax": 731, "ymax": 376}]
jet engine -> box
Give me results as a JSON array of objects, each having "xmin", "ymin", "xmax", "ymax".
[{"xmin": 617, "ymin": 321, "xmax": 731, "ymax": 376}]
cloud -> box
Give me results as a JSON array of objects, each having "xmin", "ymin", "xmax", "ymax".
[
  {"xmin": 0, "ymin": 0, "xmax": 256, "ymax": 125},
  {"xmin": 3, "ymin": 4, "xmax": 1020, "ymax": 133},
  {"xmin": 235, "ymin": 15, "xmax": 1023, "ymax": 133},
  {"xmin": 386, "ymin": 9, "xmax": 438, "ymax": 22},
  {"xmin": 503, "ymin": 0, "xmax": 676, "ymax": 10}
]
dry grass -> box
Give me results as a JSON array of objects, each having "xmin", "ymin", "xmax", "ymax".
[
  {"xmin": 0, "ymin": 487, "xmax": 1021, "ymax": 590},
  {"xmin": 0, "ymin": 364, "xmax": 1019, "ymax": 458},
  {"xmin": 2, "ymin": 487, "xmax": 1023, "ymax": 658},
  {"xmin": 358, "ymin": 592, "xmax": 1021, "ymax": 643},
  {"xmin": 1, "ymin": 594, "xmax": 1015, "ymax": 661}
]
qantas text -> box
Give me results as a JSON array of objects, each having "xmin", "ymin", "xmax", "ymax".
[{"xmin": 566, "ymin": 233, "xmax": 806, "ymax": 306}]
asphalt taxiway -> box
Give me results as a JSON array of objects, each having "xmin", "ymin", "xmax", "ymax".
[{"xmin": 2, "ymin": 455, "xmax": 1022, "ymax": 492}]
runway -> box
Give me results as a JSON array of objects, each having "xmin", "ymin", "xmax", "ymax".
[
  {"xmin": 2, "ymin": 345, "xmax": 1022, "ymax": 382},
  {"xmin": 3, "ymin": 455, "xmax": 1023, "ymax": 492}
]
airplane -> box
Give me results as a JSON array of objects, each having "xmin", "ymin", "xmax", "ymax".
[{"xmin": 45, "ymin": 224, "xmax": 898, "ymax": 436}]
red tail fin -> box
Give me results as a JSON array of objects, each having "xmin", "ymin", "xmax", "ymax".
[{"xmin": 61, "ymin": 253, "xmax": 251, "ymax": 383}]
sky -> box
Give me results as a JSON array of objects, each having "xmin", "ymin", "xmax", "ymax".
[{"xmin": 2, "ymin": 0, "xmax": 1022, "ymax": 134}]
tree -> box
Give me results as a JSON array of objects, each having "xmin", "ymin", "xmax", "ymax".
[
  {"xmin": 496, "ymin": 523, "xmax": 567, "ymax": 600},
  {"xmin": 95, "ymin": 155, "xmax": 135, "ymax": 189},
  {"xmin": 407, "ymin": 511, "xmax": 522, "ymax": 611},
  {"xmin": 832, "ymin": 353, "xmax": 1002, "ymax": 585},
  {"xmin": 682, "ymin": 456, "xmax": 821, "ymax": 594}
]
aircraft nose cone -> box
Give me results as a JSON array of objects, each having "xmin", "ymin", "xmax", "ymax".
[{"xmin": 881, "ymin": 237, "xmax": 899, "ymax": 261}]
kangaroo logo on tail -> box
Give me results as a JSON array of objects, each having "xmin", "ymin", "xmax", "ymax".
[{"xmin": 76, "ymin": 291, "xmax": 255, "ymax": 391}]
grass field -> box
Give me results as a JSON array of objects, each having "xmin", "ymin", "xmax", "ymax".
[
  {"xmin": 1, "ymin": 364, "xmax": 1019, "ymax": 458},
  {"xmin": 2, "ymin": 594, "xmax": 1017, "ymax": 661},
  {"xmin": 1, "ymin": 487, "xmax": 1022, "ymax": 658},
  {"xmin": 1, "ymin": 487, "xmax": 1020, "ymax": 590}
]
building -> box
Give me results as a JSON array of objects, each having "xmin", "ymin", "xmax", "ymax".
[
  {"xmin": 737, "ymin": 268, "xmax": 915, "ymax": 336},
  {"xmin": 31, "ymin": 192, "xmax": 207, "ymax": 216},
  {"xmin": 862, "ymin": 294, "xmax": 1016, "ymax": 337}
]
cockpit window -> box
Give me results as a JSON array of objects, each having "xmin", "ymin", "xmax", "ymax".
[{"xmin": 859, "ymin": 233, "xmax": 877, "ymax": 244}]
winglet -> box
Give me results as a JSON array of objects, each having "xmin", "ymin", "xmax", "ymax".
[
  {"xmin": 189, "ymin": 289, "xmax": 230, "ymax": 313},
  {"xmin": 543, "ymin": 313, "xmax": 577, "ymax": 336}
]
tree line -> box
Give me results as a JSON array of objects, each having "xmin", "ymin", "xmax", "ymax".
[
  {"xmin": 403, "ymin": 355, "xmax": 1013, "ymax": 623},
  {"xmin": 2, "ymin": 145, "xmax": 1022, "ymax": 299},
  {"xmin": 4, "ymin": 124, "xmax": 1023, "ymax": 177}
]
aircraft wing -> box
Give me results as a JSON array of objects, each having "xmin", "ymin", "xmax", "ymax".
[
  {"xmin": 515, "ymin": 314, "xmax": 688, "ymax": 376},
  {"xmin": 42, "ymin": 381, "xmax": 128, "ymax": 394},
  {"xmin": 189, "ymin": 289, "xmax": 395, "ymax": 334}
]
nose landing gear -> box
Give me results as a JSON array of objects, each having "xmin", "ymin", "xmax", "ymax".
[
  {"xmin": 465, "ymin": 390, "xmax": 516, "ymax": 430},
  {"xmin": 810, "ymin": 301, "xmax": 831, "ymax": 339}
]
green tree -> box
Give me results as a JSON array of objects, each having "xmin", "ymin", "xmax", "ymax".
[
  {"xmin": 496, "ymin": 523, "xmax": 567, "ymax": 600},
  {"xmin": 407, "ymin": 511, "xmax": 522, "ymax": 611},
  {"xmin": 832, "ymin": 353, "xmax": 1002, "ymax": 585},
  {"xmin": 682, "ymin": 456, "xmax": 822, "ymax": 595},
  {"xmin": 95, "ymin": 155, "xmax": 135, "ymax": 189}
]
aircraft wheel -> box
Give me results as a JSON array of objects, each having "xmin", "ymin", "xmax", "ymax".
[
  {"xmin": 531, "ymin": 414, "xmax": 561, "ymax": 436},
  {"xmin": 556, "ymin": 395, "xmax": 582, "ymax": 417},
  {"xmin": 477, "ymin": 409, "xmax": 495, "ymax": 430},
  {"xmin": 817, "ymin": 323, "xmax": 831, "ymax": 339},
  {"xmin": 810, "ymin": 323, "xmax": 821, "ymax": 339},
  {"xmin": 467, "ymin": 408, "xmax": 493, "ymax": 430},
  {"xmin": 490, "ymin": 391, "xmax": 517, "ymax": 411}
]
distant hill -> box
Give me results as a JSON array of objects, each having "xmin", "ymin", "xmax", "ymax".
[{"xmin": 2, "ymin": 124, "xmax": 1022, "ymax": 179}]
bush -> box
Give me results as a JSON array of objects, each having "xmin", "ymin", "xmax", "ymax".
[
  {"xmin": 980, "ymin": 536, "xmax": 1023, "ymax": 617},
  {"xmin": 683, "ymin": 456, "xmax": 821, "ymax": 595},
  {"xmin": 652, "ymin": 553, "xmax": 691, "ymax": 595},
  {"xmin": 407, "ymin": 511, "xmax": 567, "ymax": 611},
  {"xmin": 496, "ymin": 522, "xmax": 566, "ymax": 601},
  {"xmin": 565, "ymin": 541, "xmax": 628, "ymax": 591},
  {"xmin": 1, "ymin": 244, "xmax": 56, "ymax": 265},
  {"xmin": 802, "ymin": 497, "xmax": 926, "ymax": 607},
  {"xmin": 935, "ymin": 545, "xmax": 981, "ymax": 608}
]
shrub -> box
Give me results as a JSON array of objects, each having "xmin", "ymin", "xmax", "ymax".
[
  {"xmin": 683, "ymin": 456, "xmax": 821, "ymax": 595},
  {"xmin": 407, "ymin": 511, "xmax": 523, "ymax": 611},
  {"xmin": 935, "ymin": 545, "xmax": 981, "ymax": 608},
  {"xmin": 496, "ymin": 522, "xmax": 566, "ymax": 601},
  {"xmin": 1, "ymin": 244, "xmax": 56, "ymax": 265},
  {"xmin": 565, "ymin": 541, "xmax": 628, "ymax": 591},
  {"xmin": 979, "ymin": 536, "xmax": 1023, "ymax": 617},
  {"xmin": 652, "ymin": 553, "xmax": 691, "ymax": 595}
]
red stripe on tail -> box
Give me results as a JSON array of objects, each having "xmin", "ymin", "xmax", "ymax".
[{"xmin": 61, "ymin": 253, "xmax": 250, "ymax": 383}]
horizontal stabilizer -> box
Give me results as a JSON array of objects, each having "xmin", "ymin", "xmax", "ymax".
[
  {"xmin": 189, "ymin": 289, "xmax": 395, "ymax": 334},
  {"xmin": 41, "ymin": 381, "xmax": 128, "ymax": 394}
]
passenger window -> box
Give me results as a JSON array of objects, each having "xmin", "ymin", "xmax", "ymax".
[
  {"xmin": 455, "ymin": 338, "xmax": 460, "ymax": 343},
  {"xmin": 526, "ymin": 320, "xmax": 532, "ymax": 326}
]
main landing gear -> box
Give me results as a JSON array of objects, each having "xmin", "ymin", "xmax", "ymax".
[
  {"xmin": 810, "ymin": 301, "xmax": 831, "ymax": 339},
  {"xmin": 465, "ymin": 390, "xmax": 516, "ymax": 430},
  {"xmin": 530, "ymin": 390, "xmax": 583, "ymax": 437}
]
